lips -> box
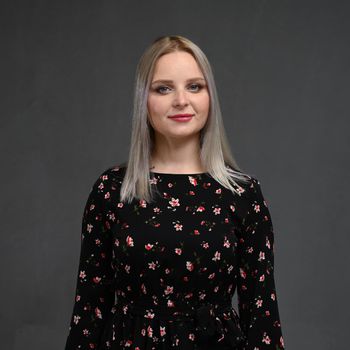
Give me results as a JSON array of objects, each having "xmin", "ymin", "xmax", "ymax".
[{"xmin": 169, "ymin": 114, "xmax": 194, "ymax": 118}]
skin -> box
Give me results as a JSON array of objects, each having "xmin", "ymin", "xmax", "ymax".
[{"xmin": 147, "ymin": 51, "xmax": 210, "ymax": 174}]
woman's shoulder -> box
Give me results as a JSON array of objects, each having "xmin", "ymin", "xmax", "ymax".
[
  {"xmin": 89, "ymin": 163, "xmax": 127, "ymax": 196},
  {"xmin": 97, "ymin": 162, "xmax": 127, "ymax": 180}
]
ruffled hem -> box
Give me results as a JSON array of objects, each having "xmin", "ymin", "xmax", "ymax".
[{"xmin": 98, "ymin": 300, "xmax": 246, "ymax": 350}]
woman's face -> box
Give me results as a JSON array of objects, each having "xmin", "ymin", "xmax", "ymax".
[{"xmin": 147, "ymin": 51, "xmax": 210, "ymax": 141}]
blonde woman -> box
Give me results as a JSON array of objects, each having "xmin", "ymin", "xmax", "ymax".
[{"xmin": 64, "ymin": 35, "xmax": 285, "ymax": 350}]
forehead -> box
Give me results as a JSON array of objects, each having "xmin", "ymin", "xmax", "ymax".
[{"xmin": 152, "ymin": 51, "xmax": 204, "ymax": 79}]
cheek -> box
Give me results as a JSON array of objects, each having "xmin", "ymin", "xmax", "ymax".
[
  {"xmin": 148, "ymin": 96, "xmax": 165, "ymax": 116},
  {"xmin": 197, "ymin": 93, "xmax": 210, "ymax": 112}
]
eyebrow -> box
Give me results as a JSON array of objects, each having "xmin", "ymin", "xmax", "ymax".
[{"xmin": 151, "ymin": 77, "xmax": 206, "ymax": 85}]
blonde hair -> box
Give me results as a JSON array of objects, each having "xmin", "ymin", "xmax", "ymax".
[{"xmin": 119, "ymin": 35, "xmax": 251, "ymax": 204}]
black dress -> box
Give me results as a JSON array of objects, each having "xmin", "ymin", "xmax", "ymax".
[{"xmin": 64, "ymin": 165, "xmax": 285, "ymax": 350}]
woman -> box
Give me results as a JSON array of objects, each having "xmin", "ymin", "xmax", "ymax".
[{"xmin": 64, "ymin": 35, "xmax": 285, "ymax": 349}]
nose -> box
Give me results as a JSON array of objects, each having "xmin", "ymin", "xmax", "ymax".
[{"xmin": 172, "ymin": 89, "xmax": 189, "ymax": 107}]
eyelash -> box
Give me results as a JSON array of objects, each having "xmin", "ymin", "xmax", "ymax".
[{"xmin": 154, "ymin": 83, "xmax": 205, "ymax": 94}]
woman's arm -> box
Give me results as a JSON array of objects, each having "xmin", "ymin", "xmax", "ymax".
[
  {"xmin": 237, "ymin": 177, "xmax": 285, "ymax": 349},
  {"xmin": 64, "ymin": 172, "xmax": 115, "ymax": 350}
]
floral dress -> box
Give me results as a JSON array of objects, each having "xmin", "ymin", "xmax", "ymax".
[{"xmin": 64, "ymin": 165, "xmax": 285, "ymax": 350}]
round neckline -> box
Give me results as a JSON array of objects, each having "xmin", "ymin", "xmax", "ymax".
[{"xmin": 150, "ymin": 171, "xmax": 208, "ymax": 176}]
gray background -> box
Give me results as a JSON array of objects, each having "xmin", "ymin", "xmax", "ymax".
[{"xmin": 1, "ymin": 0, "xmax": 349, "ymax": 349}]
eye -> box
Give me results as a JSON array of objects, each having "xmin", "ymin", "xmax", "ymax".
[
  {"xmin": 154, "ymin": 85, "xmax": 171, "ymax": 94},
  {"xmin": 188, "ymin": 83, "xmax": 203, "ymax": 92}
]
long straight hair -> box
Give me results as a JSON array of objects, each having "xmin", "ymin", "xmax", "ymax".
[{"xmin": 119, "ymin": 35, "xmax": 251, "ymax": 204}]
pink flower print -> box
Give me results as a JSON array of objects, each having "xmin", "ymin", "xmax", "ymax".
[
  {"xmin": 167, "ymin": 300, "xmax": 175, "ymax": 307},
  {"xmin": 73, "ymin": 315, "xmax": 81, "ymax": 324},
  {"xmin": 95, "ymin": 238, "xmax": 101, "ymax": 246},
  {"xmin": 148, "ymin": 261, "xmax": 157, "ymax": 270},
  {"xmin": 230, "ymin": 204, "xmax": 236, "ymax": 213},
  {"xmin": 194, "ymin": 229, "xmax": 200, "ymax": 235},
  {"xmin": 167, "ymin": 182, "xmax": 174, "ymax": 188},
  {"xmin": 189, "ymin": 190, "xmax": 195, "ymax": 195},
  {"xmin": 259, "ymin": 274, "xmax": 265, "ymax": 282},
  {"xmin": 95, "ymin": 307, "xmax": 102, "ymax": 319},
  {"xmin": 186, "ymin": 261, "xmax": 194, "ymax": 271},
  {"xmin": 145, "ymin": 243, "xmax": 154, "ymax": 251},
  {"xmin": 169, "ymin": 197, "xmax": 180, "ymax": 207},
  {"xmin": 236, "ymin": 186, "xmax": 245, "ymax": 195},
  {"xmin": 125, "ymin": 339, "xmax": 133, "ymax": 346},
  {"xmin": 153, "ymin": 207, "xmax": 161, "ymax": 213},
  {"xmin": 271, "ymin": 292, "xmax": 276, "ymax": 301},
  {"xmin": 79, "ymin": 270, "xmax": 86, "ymax": 279},
  {"xmin": 139, "ymin": 199, "xmax": 147, "ymax": 208},
  {"xmin": 258, "ymin": 251, "xmax": 265, "ymax": 261},
  {"xmin": 213, "ymin": 207, "xmax": 221, "ymax": 215},
  {"xmin": 266, "ymin": 236, "xmax": 271, "ymax": 249},
  {"xmin": 104, "ymin": 191, "xmax": 110, "ymax": 200},
  {"xmin": 125, "ymin": 265, "xmax": 131, "ymax": 273},
  {"xmin": 98, "ymin": 182, "xmax": 105, "ymax": 190},
  {"xmin": 256, "ymin": 299, "xmax": 263, "ymax": 308},
  {"xmin": 208, "ymin": 272, "xmax": 216, "ymax": 279},
  {"xmin": 253, "ymin": 203, "xmax": 260, "ymax": 213},
  {"xmin": 189, "ymin": 333, "xmax": 195, "ymax": 341},
  {"xmin": 197, "ymin": 205, "xmax": 205, "ymax": 212},
  {"xmin": 262, "ymin": 332, "xmax": 271, "ymax": 344},
  {"xmin": 83, "ymin": 329, "xmax": 89, "ymax": 336},
  {"xmin": 212, "ymin": 251, "xmax": 221, "ymax": 261},
  {"xmin": 215, "ymin": 188, "xmax": 222, "ymax": 194},
  {"xmin": 202, "ymin": 242, "xmax": 209, "ymax": 249},
  {"xmin": 175, "ymin": 248, "xmax": 182, "ymax": 255},
  {"xmin": 117, "ymin": 202, "xmax": 124, "ymax": 208},
  {"xmin": 174, "ymin": 223, "xmax": 183, "ymax": 231},
  {"xmin": 75, "ymin": 295, "xmax": 80, "ymax": 302},
  {"xmin": 126, "ymin": 235, "xmax": 134, "ymax": 247},
  {"xmin": 280, "ymin": 336, "xmax": 285, "ymax": 348},
  {"xmin": 87, "ymin": 223, "xmax": 93, "ymax": 233},
  {"xmin": 108, "ymin": 212, "xmax": 116, "ymax": 221},
  {"xmin": 189, "ymin": 176, "xmax": 198, "ymax": 186},
  {"xmin": 93, "ymin": 276, "xmax": 101, "ymax": 284},
  {"xmin": 165, "ymin": 268, "xmax": 171, "ymax": 274},
  {"xmin": 240, "ymin": 267, "xmax": 247, "ymax": 279},
  {"xmin": 144, "ymin": 312, "xmax": 155, "ymax": 320},
  {"xmin": 248, "ymin": 247, "xmax": 254, "ymax": 254},
  {"xmin": 114, "ymin": 238, "xmax": 120, "ymax": 247},
  {"xmin": 149, "ymin": 176, "xmax": 158, "ymax": 185},
  {"xmin": 160, "ymin": 326, "xmax": 166, "ymax": 337},
  {"xmin": 203, "ymin": 182, "xmax": 211, "ymax": 189},
  {"xmin": 147, "ymin": 324, "xmax": 154, "ymax": 337},
  {"xmin": 223, "ymin": 238, "xmax": 231, "ymax": 248},
  {"xmin": 164, "ymin": 285, "xmax": 174, "ymax": 295}
]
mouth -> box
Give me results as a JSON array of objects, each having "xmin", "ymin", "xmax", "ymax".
[{"xmin": 168, "ymin": 114, "xmax": 194, "ymax": 119}]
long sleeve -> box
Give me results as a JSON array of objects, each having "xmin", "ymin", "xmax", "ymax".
[
  {"xmin": 236, "ymin": 176, "xmax": 285, "ymax": 349},
  {"xmin": 65, "ymin": 173, "xmax": 116, "ymax": 350}
]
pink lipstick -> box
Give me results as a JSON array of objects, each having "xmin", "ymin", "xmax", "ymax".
[{"xmin": 168, "ymin": 114, "xmax": 194, "ymax": 122}]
